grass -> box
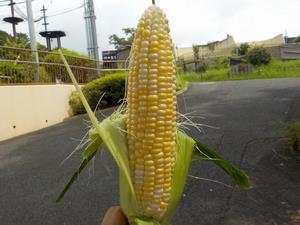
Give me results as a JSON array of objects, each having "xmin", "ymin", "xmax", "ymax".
[
  {"xmin": 280, "ymin": 120, "xmax": 300, "ymax": 155},
  {"xmin": 176, "ymin": 73, "xmax": 189, "ymax": 91},
  {"xmin": 180, "ymin": 59, "xmax": 300, "ymax": 84}
]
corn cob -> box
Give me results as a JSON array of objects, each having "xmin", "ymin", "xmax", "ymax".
[
  {"xmin": 126, "ymin": 5, "xmax": 177, "ymax": 219},
  {"xmin": 57, "ymin": 4, "xmax": 249, "ymax": 225}
]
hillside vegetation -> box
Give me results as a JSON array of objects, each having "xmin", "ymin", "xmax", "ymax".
[{"xmin": 180, "ymin": 59, "xmax": 300, "ymax": 83}]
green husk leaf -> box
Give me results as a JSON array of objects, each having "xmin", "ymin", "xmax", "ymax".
[
  {"xmin": 59, "ymin": 51, "xmax": 135, "ymax": 199},
  {"xmin": 131, "ymin": 217, "xmax": 161, "ymax": 225},
  {"xmin": 160, "ymin": 131, "xmax": 196, "ymax": 225},
  {"xmin": 58, "ymin": 50, "xmax": 99, "ymax": 129},
  {"xmin": 193, "ymin": 140, "xmax": 250, "ymax": 189},
  {"xmin": 56, "ymin": 149, "xmax": 97, "ymax": 202},
  {"xmin": 81, "ymin": 133, "xmax": 103, "ymax": 159},
  {"xmin": 98, "ymin": 115, "xmax": 136, "ymax": 200}
]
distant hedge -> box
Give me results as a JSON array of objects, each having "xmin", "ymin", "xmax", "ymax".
[
  {"xmin": 69, "ymin": 72, "xmax": 126, "ymax": 115},
  {"xmin": 248, "ymin": 46, "xmax": 271, "ymax": 66}
]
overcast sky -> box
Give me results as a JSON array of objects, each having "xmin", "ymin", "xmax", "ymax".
[{"xmin": 0, "ymin": 0, "xmax": 299, "ymax": 56}]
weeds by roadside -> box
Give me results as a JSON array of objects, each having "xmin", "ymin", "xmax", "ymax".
[
  {"xmin": 180, "ymin": 59, "xmax": 300, "ymax": 83},
  {"xmin": 280, "ymin": 120, "xmax": 300, "ymax": 158}
]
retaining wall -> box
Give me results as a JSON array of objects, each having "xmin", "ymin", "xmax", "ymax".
[{"xmin": 0, "ymin": 85, "xmax": 75, "ymax": 141}]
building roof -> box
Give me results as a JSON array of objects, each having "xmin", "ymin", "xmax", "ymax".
[
  {"xmin": 238, "ymin": 34, "xmax": 285, "ymax": 47},
  {"xmin": 176, "ymin": 34, "xmax": 286, "ymax": 61}
]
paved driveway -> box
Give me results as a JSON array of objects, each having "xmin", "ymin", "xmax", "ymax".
[{"xmin": 1, "ymin": 78, "xmax": 300, "ymax": 225}]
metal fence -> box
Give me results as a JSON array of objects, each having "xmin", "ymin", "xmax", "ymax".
[{"xmin": 0, "ymin": 46, "xmax": 129, "ymax": 85}]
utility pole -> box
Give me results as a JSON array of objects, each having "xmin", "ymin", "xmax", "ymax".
[
  {"xmin": 284, "ymin": 29, "xmax": 288, "ymax": 44},
  {"xmin": 41, "ymin": 5, "xmax": 48, "ymax": 32},
  {"xmin": 8, "ymin": 0, "xmax": 17, "ymax": 41},
  {"xmin": 3, "ymin": 0, "xmax": 24, "ymax": 42},
  {"xmin": 84, "ymin": 0, "xmax": 99, "ymax": 62},
  {"xmin": 40, "ymin": 5, "xmax": 50, "ymax": 50},
  {"xmin": 25, "ymin": 0, "xmax": 39, "ymax": 81}
]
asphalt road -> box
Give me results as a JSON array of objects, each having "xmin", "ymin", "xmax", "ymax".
[{"xmin": 1, "ymin": 78, "xmax": 300, "ymax": 225}]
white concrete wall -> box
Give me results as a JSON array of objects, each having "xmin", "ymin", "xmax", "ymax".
[{"xmin": 0, "ymin": 85, "xmax": 75, "ymax": 141}]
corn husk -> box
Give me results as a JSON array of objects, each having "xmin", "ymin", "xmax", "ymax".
[{"xmin": 56, "ymin": 50, "xmax": 249, "ymax": 225}]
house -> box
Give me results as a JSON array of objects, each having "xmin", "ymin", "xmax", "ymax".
[
  {"xmin": 176, "ymin": 35, "xmax": 236, "ymax": 61},
  {"xmin": 102, "ymin": 46, "xmax": 131, "ymax": 61},
  {"xmin": 175, "ymin": 34, "xmax": 297, "ymax": 61},
  {"xmin": 269, "ymin": 44, "xmax": 300, "ymax": 60},
  {"xmin": 242, "ymin": 34, "xmax": 285, "ymax": 48},
  {"xmin": 102, "ymin": 46, "xmax": 131, "ymax": 69}
]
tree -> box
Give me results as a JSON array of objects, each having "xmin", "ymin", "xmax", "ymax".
[
  {"xmin": 192, "ymin": 45, "xmax": 207, "ymax": 73},
  {"xmin": 0, "ymin": 30, "xmax": 12, "ymax": 44},
  {"xmin": 109, "ymin": 28, "xmax": 136, "ymax": 49},
  {"xmin": 2, "ymin": 31, "xmax": 30, "ymax": 48},
  {"xmin": 192, "ymin": 45, "xmax": 200, "ymax": 61},
  {"xmin": 192, "ymin": 45, "xmax": 200, "ymax": 73},
  {"xmin": 232, "ymin": 43, "xmax": 250, "ymax": 56},
  {"xmin": 37, "ymin": 43, "xmax": 47, "ymax": 51},
  {"xmin": 248, "ymin": 46, "xmax": 271, "ymax": 66},
  {"xmin": 239, "ymin": 43, "xmax": 250, "ymax": 56},
  {"xmin": 295, "ymin": 36, "xmax": 300, "ymax": 43},
  {"xmin": 16, "ymin": 33, "xmax": 30, "ymax": 48}
]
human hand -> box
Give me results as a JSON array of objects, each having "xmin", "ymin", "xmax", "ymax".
[{"xmin": 100, "ymin": 206, "xmax": 129, "ymax": 225}]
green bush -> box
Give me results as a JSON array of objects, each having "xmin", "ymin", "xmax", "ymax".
[
  {"xmin": 69, "ymin": 91, "xmax": 85, "ymax": 114},
  {"xmin": 42, "ymin": 49, "xmax": 97, "ymax": 83},
  {"xmin": 69, "ymin": 72, "xmax": 126, "ymax": 115},
  {"xmin": 281, "ymin": 120, "xmax": 300, "ymax": 154},
  {"xmin": 0, "ymin": 62, "xmax": 51, "ymax": 83},
  {"xmin": 39, "ymin": 66, "xmax": 52, "ymax": 83},
  {"xmin": 195, "ymin": 60, "xmax": 208, "ymax": 73},
  {"xmin": 0, "ymin": 62, "xmax": 24, "ymax": 83},
  {"xmin": 43, "ymin": 48, "xmax": 94, "ymax": 67},
  {"xmin": 207, "ymin": 56, "xmax": 228, "ymax": 69},
  {"xmin": 248, "ymin": 46, "xmax": 271, "ymax": 66},
  {"xmin": 239, "ymin": 43, "xmax": 250, "ymax": 56}
]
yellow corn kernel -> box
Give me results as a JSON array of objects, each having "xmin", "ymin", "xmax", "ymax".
[{"xmin": 127, "ymin": 5, "xmax": 176, "ymax": 220}]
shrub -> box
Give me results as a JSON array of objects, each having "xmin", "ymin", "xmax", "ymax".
[
  {"xmin": 43, "ymin": 49, "xmax": 97, "ymax": 83},
  {"xmin": 248, "ymin": 46, "xmax": 271, "ymax": 66},
  {"xmin": 0, "ymin": 62, "xmax": 51, "ymax": 83},
  {"xmin": 206, "ymin": 56, "xmax": 228, "ymax": 69},
  {"xmin": 239, "ymin": 43, "xmax": 250, "ymax": 56},
  {"xmin": 69, "ymin": 91, "xmax": 85, "ymax": 114},
  {"xmin": 196, "ymin": 60, "xmax": 208, "ymax": 73},
  {"xmin": 281, "ymin": 120, "xmax": 300, "ymax": 154},
  {"xmin": 0, "ymin": 62, "xmax": 24, "ymax": 83},
  {"xmin": 39, "ymin": 66, "xmax": 52, "ymax": 83},
  {"xmin": 43, "ymin": 48, "xmax": 94, "ymax": 67},
  {"xmin": 69, "ymin": 72, "xmax": 126, "ymax": 115}
]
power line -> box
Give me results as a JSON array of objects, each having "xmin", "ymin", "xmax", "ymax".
[
  {"xmin": 0, "ymin": 1, "xmax": 24, "ymax": 6},
  {"xmin": 14, "ymin": 4, "xmax": 43, "ymax": 22},
  {"xmin": 47, "ymin": 4, "xmax": 83, "ymax": 18},
  {"xmin": 45, "ymin": 0, "xmax": 53, "ymax": 10},
  {"xmin": 0, "ymin": 0, "xmax": 37, "ymax": 6}
]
